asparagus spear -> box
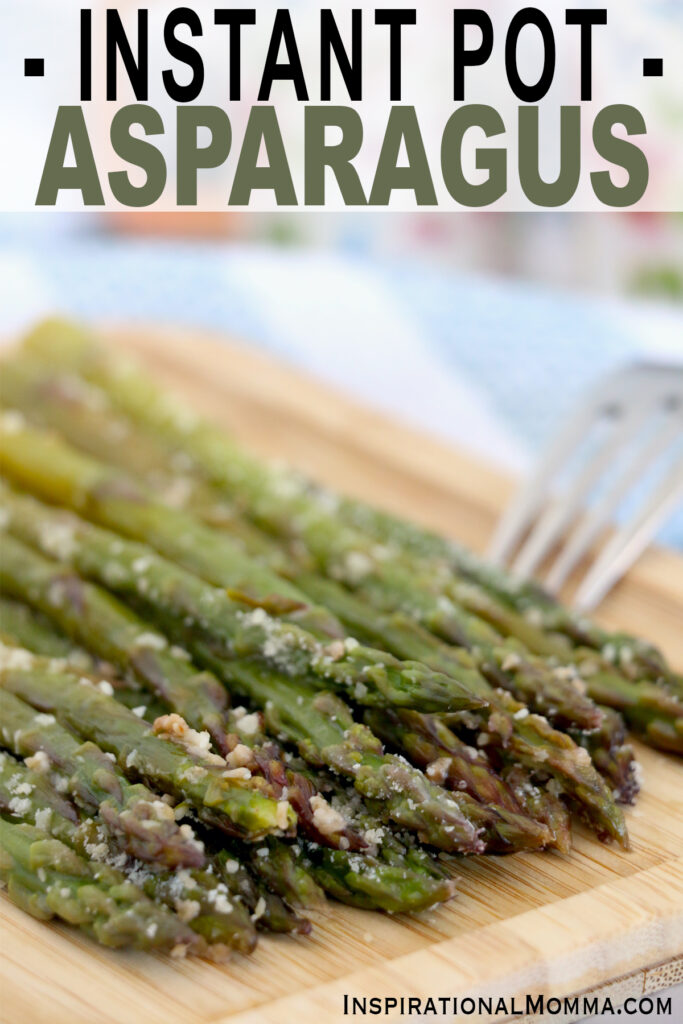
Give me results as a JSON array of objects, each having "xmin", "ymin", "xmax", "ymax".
[
  {"xmin": 0, "ymin": 536, "xmax": 378, "ymax": 864},
  {"xmin": 580, "ymin": 669, "xmax": 683, "ymax": 756},
  {"xmin": 0, "ymin": 662, "xmax": 461, "ymax": 913},
  {"xmin": 569, "ymin": 707, "xmax": 638, "ymax": 805},
  {"xmin": 21, "ymin": 322, "xmax": 679, "ymax": 697},
  {"xmin": 0, "ymin": 751, "xmax": 258, "ymax": 955},
  {"xmin": 0, "ymin": 392, "xmax": 606, "ymax": 735},
  {"xmin": 0, "ymin": 484, "xmax": 484, "ymax": 716},
  {"xmin": 0, "ymin": 527, "xmax": 238, "ymax": 756},
  {"xmin": 498, "ymin": 766, "xmax": 572, "ymax": 855},
  {"xmin": 363, "ymin": 708, "xmax": 555, "ymax": 851},
  {"xmin": 301, "ymin": 845, "xmax": 456, "ymax": 914},
  {"xmin": 291, "ymin": 575, "xmax": 630, "ymax": 844},
  {"xmin": 14, "ymin": 335, "xmax": 611, "ymax": 721},
  {"xmin": 189, "ymin": 643, "xmax": 556, "ymax": 854},
  {"xmin": 0, "ymin": 591, "xmax": 456, "ymax": 906},
  {"xmin": 0, "ymin": 651, "xmax": 296, "ymax": 842},
  {"xmin": 0, "ymin": 595, "xmax": 76, "ymax": 658},
  {"xmin": 0, "ymin": 353, "xmax": 292, "ymax": 567},
  {"xmin": 2, "ymin": 359, "xmax": 604, "ymax": 732},
  {"xmin": 274, "ymin": 463, "xmax": 679, "ymax": 692},
  {"xmin": 0, "ymin": 686, "xmax": 206, "ymax": 868},
  {"xmin": 0, "ymin": 411, "xmax": 340, "ymax": 640},
  {"xmin": 0, "ymin": 529, "xmax": 459, "ymax": 886},
  {"xmin": 209, "ymin": 847, "xmax": 310, "ymax": 934},
  {"xmin": 0, "ymin": 817, "xmax": 203, "ymax": 955}
]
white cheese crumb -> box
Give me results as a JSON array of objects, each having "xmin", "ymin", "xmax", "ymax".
[
  {"xmin": 343, "ymin": 551, "xmax": 373, "ymax": 583},
  {"xmin": 0, "ymin": 410, "xmax": 26, "ymax": 433},
  {"xmin": 276, "ymin": 801, "xmax": 291, "ymax": 830},
  {"xmin": 25, "ymin": 751, "xmax": 50, "ymax": 773},
  {"xmin": 426, "ymin": 757, "xmax": 452, "ymax": 785},
  {"xmin": 34, "ymin": 713, "xmax": 56, "ymax": 727},
  {"xmin": 169, "ymin": 645, "xmax": 191, "ymax": 661},
  {"xmin": 251, "ymin": 896, "xmax": 266, "ymax": 922},
  {"xmin": 9, "ymin": 796, "xmax": 31, "ymax": 816},
  {"xmin": 225, "ymin": 744, "xmax": 254, "ymax": 770},
  {"xmin": 0, "ymin": 645, "xmax": 35, "ymax": 671},
  {"xmin": 175, "ymin": 899, "xmax": 200, "ymax": 922},
  {"xmin": 235, "ymin": 713, "xmax": 260, "ymax": 737},
  {"xmin": 38, "ymin": 521, "xmax": 77, "ymax": 561},
  {"xmin": 310, "ymin": 794, "xmax": 347, "ymax": 837},
  {"xmin": 152, "ymin": 713, "xmax": 224, "ymax": 765},
  {"xmin": 135, "ymin": 632, "xmax": 167, "ymax": 650},
  {"xmin": 502, "ymin": 652, "xmax": 522, "ymax": 672}
]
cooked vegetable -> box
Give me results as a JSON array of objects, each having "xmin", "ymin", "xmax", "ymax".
[{"xmin": 2, "ymin": 319, "xmax": 679, "ymax": 962}]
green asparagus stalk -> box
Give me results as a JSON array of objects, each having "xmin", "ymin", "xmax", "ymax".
[
  {"xmin": 3, "ymin": 376, "xmax": 602, "ymax": 729},
  {"xmin": 301, "ymin": 844, "xmax": 456, "ymax": 914},
  {"xmin": 0, "ymin": 484, "xmax": 484, "ymax": 716},
  {"xmin": 13, "ymin": 335, "xmax": 611, "ymax": 729},
  {"xmin": 189, "ymin": 642, "xmax": 560, "ymax": 854},
  {"xmin": 0, "ymin": 653, "xmax": 296, "ymax": 842},
  {"xmin": 0, "ymin": 410, "xmax": 340, "ymax": 640},
  {"xmin": 498, "ymin": 766, "xmax": 572, "ymax": 855},
  {"xmin": 0, "ymin": 751, "xmax": 258, "ymax": 955},
  {"xmin": 220, "ymin": 834, "xmax": 324, "ymax": 910},
  {"xmin": 0, "ymin": 684, "xmax": 459, "ymax": 914},
  {"xmin": 20, "ymin": 322, "xmax": 679, "ymax": 699},
  {"xmin": 184, "ymin": 642, "xmax": 486, "ymax": 852},
  {"xmin": 0, "ymin": 594, "xmax": 148, "ymax": 713},
  {"xmin": 0, "ymin": 816, "xmax": 203, "ymax": 955},
  {"xmin": 0, "ymin": 353, "xmax": 293, "ymax": 569},
  {"xmin": 0, "ymin": 595, "xmax": 75, "ymax": 658},
  {"xmin": 292, "ymin": 575, "xmax": 630, "ymax": 844},
  {"xmin": 569, "ymin": 706, "xmax": 638, "ymax": 805},
  {"xmin": 0, "ymin": 538, "xmax": 381, "ymax": 866},
  {"xmin": 0, "ymin": 686, "xmax": 207, "ymax": 869},
  {"xmin": 0, "ymin": 527, "xmax": 236, "ymax": 755},
  {"xmin": 580, "ymin": 669, "xmax": 683, "ymax": 755},
  {"xmin": 1, "ymin": 528, "xmax": 454, "ymax": 872},
  {"xmin": 363, "ymin": 708, "xmax": 556, "ymax": 851},
  {"xmin": 210, "ymin": 848, "xmax": 310, "ymax": 934},
  {"xmin": 295, "ymin": 471, "xmax": 680, "ymax": 692}
]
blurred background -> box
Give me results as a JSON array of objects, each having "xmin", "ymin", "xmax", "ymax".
[{"xmin": 1, "ymin": 210, "xmax": 681, "ymax": 551}]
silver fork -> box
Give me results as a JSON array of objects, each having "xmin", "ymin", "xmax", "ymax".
[{"xmin": 488, "ymin": 361, "xmax": 683, "ymax": 612}]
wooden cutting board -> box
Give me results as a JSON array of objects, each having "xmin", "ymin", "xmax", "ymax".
[{"xmin": 1, "ymin": 326, "xmax": 682, "ymax": 1024}]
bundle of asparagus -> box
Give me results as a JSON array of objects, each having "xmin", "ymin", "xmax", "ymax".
[{"xmin": 0, "ymin": 319, "xmax": 680, "ymax": 961}]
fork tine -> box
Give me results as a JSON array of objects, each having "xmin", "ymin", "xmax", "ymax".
[
  {"xmin": 574, "ymin": 455, "xmax": 683, "ymax": 612},
  {"xmin": 545, "ymin": 408, "xmax": 683, "ymax": 593},
  {"xmin": 510, "ymin": 401, "xmax": 652, "ymax": 579},
  {"xmin": 487, "ymin": 396, "xmax": 612, "ymax": 566}
]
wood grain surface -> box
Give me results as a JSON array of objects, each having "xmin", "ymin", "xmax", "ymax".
[{"xmin": 1, "ymin": 326, "xmax": 681, "ymax": 1024}]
